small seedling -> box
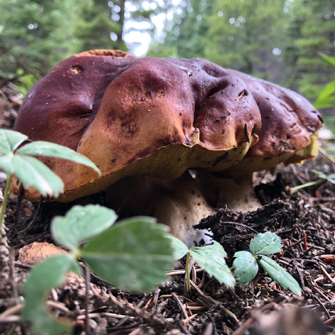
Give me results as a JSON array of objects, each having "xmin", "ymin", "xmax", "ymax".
[
  {"xmin": 170, "ymin": 232, "xmax": 301, "ymax": 296},
  {"xmin": 291, "ymin": 169, "xmax": 335, "ymax": 192},
  {"xmin": 233, "ymin": 232, "xmax": 301, "ymax": 295},
  {"xmin": 169, "ymin": 237, "xmax": 235, "ymax": 290},
  {"xmin": 0, "ymin": 129, "xmax": 100, "ymax": 237},
  {"xmin": 23, "ymin": 205, "xmax": 175, "ymax": 335}
]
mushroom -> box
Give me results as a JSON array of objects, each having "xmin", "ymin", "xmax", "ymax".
[
  {"xmin": 13, "ymin": 50, "xmax": 262, "ymax": 245},
  {"xmin": 195, "ymin": 69, "xmax": 323, "ymax": 212}
]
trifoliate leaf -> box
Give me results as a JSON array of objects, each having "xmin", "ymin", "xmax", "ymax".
[
  {"xmin": 81, "ymin": 217, "xmax": 175, "ymax": 292},
  {"xmin": 233, "ymin": 251, "xmax": 258, "ymax": 284},
  {"xmin": 259, "ymin": 255, "xmax": 301, "ymax": 296},
  {"xmin": 22, "ymin": 254, "xmax": 82, "ymax": 335},
  {"xmin": 16, "ymin": 141, "xmax": 100, "ymax": 173},
  {"xmin": 0, "ymin": 129, "xmax": 28, "ymax": 154},
  {"xmin": 11, "ymin": 155, "xmax": 64, "ymax": 197},
  {"xmin": 52, "ymin": 205, "xmax": 117, "ymax": 251},
  {"xmin": 250, "ymin": 232, "xmax": 282, "ymax": 255},
  {"xmin": 190, "ymin": 241, "xmax": 235, "ymax": 287},
  {"xmin": 167, "ymin": 235, "xmax": 188, "ymax": 260}
]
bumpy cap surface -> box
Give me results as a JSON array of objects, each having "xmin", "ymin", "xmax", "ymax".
[
  {"xmin": 14, "ymin": 51, "xmax": 261, "ymax": 201},
  {"xmin": 226, "ymin": 69, "xmax": 323, "ymax": 172}
]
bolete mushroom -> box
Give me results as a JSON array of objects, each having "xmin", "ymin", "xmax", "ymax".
[
  {"xmin": 195, "ymin": 69, "xmax": 323, "ymax": 212},
  {"xmin": 13, "ymin": 50, "xmax": 262, "ymax": 245}
]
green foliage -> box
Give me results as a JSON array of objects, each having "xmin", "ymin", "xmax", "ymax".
[
  {"xmin": 233, "ymin": 251, "xmax": 258, "ymax": 283},
  {"xmin": 285, "ymin": 0, "xmax": 335, "ymax": 98},
  {"xmin": 249, "ymin": 232, "xmax": 282, "ymax": 255},
  {"xmin": 81, "ymin": 217, "xmax": 175, "ymax": 292},
  {"xmin": 233, "ymin": 232, "xmax": 301, "ymax": 295},
  {"xmin": 23, "ymin": 205, "xmax": 175, "ymax": 335},
  {"xmin": 0, "ymin": 130, "xmax": 99, "ymax": 197},
  {"xmin": 150, "ymin": 0, "xmax": 335, "ymax": 93},
  {"xmin": 74, "ymin": 0, "xmax": 124, "ymax": 51},
  {"xmin": 169, "ymin": 237, "xmax": 235, "ymax": 289},
  {"xmin": 150, "ymin": 0, "xmax": 290, "ymax": 84},
  {"xmin": 16, "ymin": 141, "xmax": 99, "ymax": 174},
  {"xmin": 148, "ymin": 0, "xmax": 212, "ymax": 59},
  {"xmin": 313, "ymin": 54, "xmax": 335, "ymax": 109},
  {"xmin": 22, "ymin": 254, "xmax": 82, "ymax": 335},
  {"xmin": 0, "ymin": 129, "xmax": 100, "ymax": 238},
  {"xmin": 0, "ymin": 0, "xmax": 82, "ymax": 80},
  {"xmin": 52, "ymin": 205, "xmax": 117, "ymax": 250},
  {"xmin": 0, "ymin": 0, "xmax": 172, "ymax": 87},
  {"xmin": 204, "ymin": 0, "xmax": 288, "ymax": 81},
  {"xmin": 169, "ymin": 232, "xmax": 301, "ymax": 296},
  {"xmin": 258, "ymin": 256, "xmax": 301, "ymax": 296},
  {"xmin": 291, "ymin": 169, "xmax": 335, "ymax": 192},
  {"xmin": 168, "ymin": 234, "xmax": 189, "ymax": 260},
  {"xmin": 15, "ymin": 69, "xmax": 39, "ymax": 96},
  {"xmin": 190, "ymin": 242, "xmax": 235, "ymax": 288}
]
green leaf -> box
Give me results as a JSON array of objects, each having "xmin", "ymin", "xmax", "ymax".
[
  {"xmin": 250, "ymin": 232, "xmax": 282, "ymax": 255},
  {"xmin": 259, "ymin": 255, "xmax": 301, "ymax": 296},
  {"xmin": 0, "ymin": 129, "xmax": 28, "ymax": 154},
  {"xmin": 22, "ymin": 254, "xmax": 82, "ymax": 335},
  {"xmin": 233, "ymin": 251, "xmax": 258, "ymax": 284},
  {"xmin": 12, "ymin": 155, "xmax": 64, "ymax": 197},
  {"xmin": 167, "ymin": 235, "xmax": 188, "ymax": 260},
  {"xmin": 16, "ymin": 141, "xmax": 100, "ymax": 174},
  {"xmin": 190, "ymin": 241, "xmax": 235, "ymax": 287},
  {"xmin": 315, "ymin": 80, "xmax": 335, "ymax": 101},
  {"xmin": 52, "ymin": 205, "xmax": 117, "ymax": 251},
  {"xmin": 0, "ymin": 154, "xmax": 14, "ymax": 175},
  {"xmin": 81, "ymin": 217, "xmax": 175, "ymax": 292},
  {"xmin": 320, "ymin": 53, "xmax": 335, "ymax": 67},
  {"xmin": 313, "ymin": 99, "xmax": 335, "ymax": 109}
]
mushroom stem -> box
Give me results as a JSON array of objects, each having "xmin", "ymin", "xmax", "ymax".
[
  {"xmin": 105, "ymin": 172, "xmax": 215, "ymax": 247},
  {"xmin": 195, "ymin": 171, "xmax": 261, "ymax": 213}
]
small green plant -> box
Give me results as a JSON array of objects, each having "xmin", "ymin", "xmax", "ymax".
[
  {"xmin": 170, "ymin": 237, "xmax": 235, "ymax": 290},
  {"xmin": 291, "ymin": 169, "xmax": 335, "ymax": 192},
  {"xmin": 16, "ymin": 68, "xmax": 39, "ymax": 96},
  {"xmin": 313, "ymin": 53, "xmax": 335, "ymax": 109},
  {"xmin": 233, "ymin": 232, "xmax": 301, "ymax": 295},
  {"xmin": 0, "ymin": 129, "xmax": 100, "ymax": 237},
  {"xmin": 23, "ymin": 205, "xmax": 175, "ymax": 335},
  {"xmin": 170, "ymin": 232, "xmax": 301, "ymax": 296}
]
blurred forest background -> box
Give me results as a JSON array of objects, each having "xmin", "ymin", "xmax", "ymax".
[{"xmin": 0, "ymin": 0, "xmax": 334, "ymax": 128}]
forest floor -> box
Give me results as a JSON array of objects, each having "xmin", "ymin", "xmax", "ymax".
[{"xmin": 1, "ymin": 85, "xmax": 335, "ymax": 335}]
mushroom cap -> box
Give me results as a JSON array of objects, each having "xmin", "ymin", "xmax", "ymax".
[
  {"xmin": 225, "ymin": 69, "xmax": 323, "ymax": 172},
  {"xmin": 13, "ymin": 50, "xmax": 261, "ymax": 201}
]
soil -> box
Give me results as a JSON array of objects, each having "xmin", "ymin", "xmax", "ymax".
[{"xmin": 0, "ymin": 85, "xmax": 335, "ymax": 335}]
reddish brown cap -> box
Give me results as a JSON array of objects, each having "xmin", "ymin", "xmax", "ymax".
[
  {"xmin": 14, "ymin": 50, "xmax": 261, "ymax": 201},
  {"xmin": 14, "ymin": 51, "xmax": 261, "ymax": 201},
  {"xmin": 225, "ymin": 69, "xmax": 323, "ymax": 172}
]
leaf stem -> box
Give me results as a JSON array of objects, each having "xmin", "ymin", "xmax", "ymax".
[
  {"xmin": 0, "ymin": 174, "xmax": 12, "ymax": 238},
  {"xmin": 291, "ymin": 178, "xmax": 324, "ymax": 192},
  {"xmin": 185, "ymin": 252, "xmax": 191, "ymax": 292}
]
